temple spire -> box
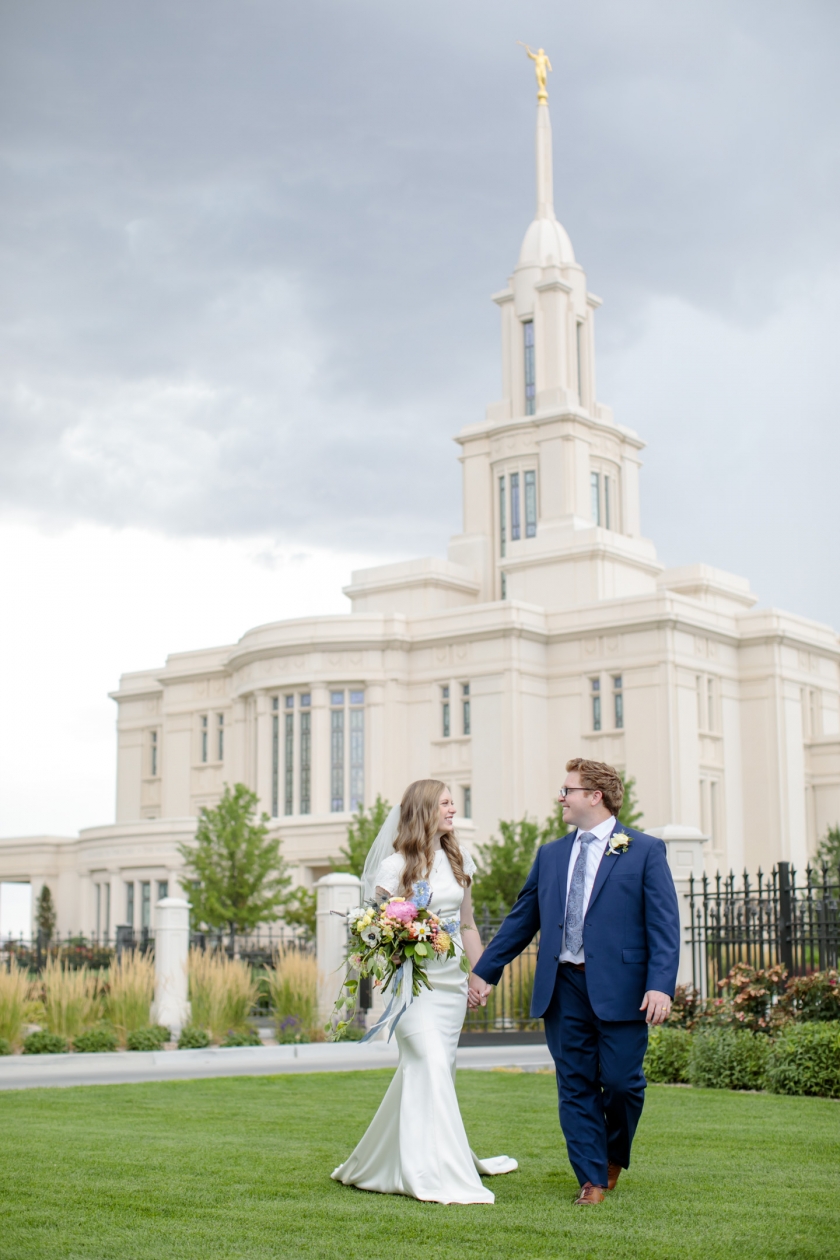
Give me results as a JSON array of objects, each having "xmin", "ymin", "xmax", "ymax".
[{"xmin": 535, "ymin": 101, "xmax": 554, "ymax": 220}]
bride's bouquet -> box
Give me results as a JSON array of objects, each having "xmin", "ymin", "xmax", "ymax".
[{"xmin": 329, "ymin": 880, "xmax": 469, "ymax": 1041}]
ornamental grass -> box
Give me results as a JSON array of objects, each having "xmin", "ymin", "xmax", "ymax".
[
  {"xmin": 265, "ymin": 946, "xmax": 321, "ymax": 1037},
  {"xmin": 41, "ymin": 957, "xmax": 102, "ymax": 1039},
  {"xmin": 0, "ymin": 961, "xmax": 34, "ymax": 1047},
  {"xmin": 103, "ymin": 951, "xmax": 155, "ymax": 1042},
  {"xmin": 188, "ymin": 948, "xmax": 258, "ymax": 1042}
]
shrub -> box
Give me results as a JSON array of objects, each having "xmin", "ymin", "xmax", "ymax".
[
  {"xmin": 40, "ymin": 957, "xmax": 101, "ymax": 1039},
  {"xmin": 103, "ymin": 951, "xmax": 154, "ymax": 1040},
  {"xmin": 188, "ymin": 948, "xmax": 258, "ymax": 1042},
  {"xmin": 72, "ymin": 1027, "xmax": 118, "ymax": 1053},
  {"xmin": 275, "ymin": 1016, "xmax": 311, "ymax": 1045},
  {"xmin": 777, "ymin": 970, "xmax": 840, "ymax": 1024},
  {"xmin": 720, "ymin": 963, "xmax": 788, "ymax": 1033},
  {"xmin": 265, "ymin": 948, "xmax": 320, "ymax": 1038},
  {"xmin": 23, "ymin": 1030, "xmax": 69, "ymax": 1055},
  {"xmin": 0, "ymin": 1037, "xmax": 11, "ymax": 1056},
  {"xmin": 767, "ymin": 1020, "xmax": 840, "ymax": 1098},
  {"xmin": 221, "ymin": 1026, "xmax": 262, "ymax": 1047},
  {"xmin": 688, "ymin": 1029, "xmax": 770, "ymax": 1091},
  {"xmin": 0, "ymin": 962, "xmax": 33, "ymax": 1048},
  {"xmin": 644, "ymin": 1026, "xmax": 692, "ymax": 1083},
  {"xmin": 126, "ymin": 1024, "xmax": 170, "ymax": 1051},
  {"xmin": 177, "ymin": 1025, "xmax": 211, "ymax": 1049}
]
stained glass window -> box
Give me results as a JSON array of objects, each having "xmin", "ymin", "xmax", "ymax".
[
  {"xmin": 591, "ymin": 678, "xmax": 602, "ymax": 732},
  {"xmin": 350, "ymin": 705, "xmax": 364, "ymax": 811},
  {"xmin": 331, "ymin": 707, "xmax": 345, "ymax": 812},
  {"xmin": 200, "ymin": 714, "xmax": 208, "ymax": 763},
  {"xmin": 442, "ymin": 686, "xmax": 450, "ymax": 738},
  {"xmin": 510, "ymin": 472, "xmax": 521, "ymax": 541},
  {"xmin": 525, "ymin": 470, "xmax": 537, "ymax": 538},
  {"xmin": 499, "ymin": 476, "xmax": 506, "ymax": 558},
  {"xmin": 524, "ymin": 320, "xmax": 535, "ymax": 415},
  {"xmin": 300, "ymin": 701, "xmax": 311, "ymax": 815},
  {"xmin": 462, "ymin": 683, "xmax": 471, "ymax": 736},
  {"xmin": 463, "ymin": 786, "xmax": 472, "ymax": 819},
  {"xmin": 613, "ymin": 675, "xmax": 624, "ymax": 730},
  {"xmin": 590, "ymin": 472, "xmax": 601, "ymax": 526}
]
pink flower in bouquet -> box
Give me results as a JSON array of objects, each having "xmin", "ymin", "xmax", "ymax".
[{"xmin": 386, "ymin": 899, "xmax": 418, "ymax": 924}]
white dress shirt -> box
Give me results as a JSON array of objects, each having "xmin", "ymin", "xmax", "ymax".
[{"xmin": 558, "ymin": 815, "xmax": 617, "ymax": 964}]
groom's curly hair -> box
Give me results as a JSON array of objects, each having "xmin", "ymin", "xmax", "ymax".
[{"xmin": 566, "ymin": 758, "xmax": 625, "ymax": 816}]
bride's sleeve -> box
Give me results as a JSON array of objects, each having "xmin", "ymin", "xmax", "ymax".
[
  {"xmin": 460, "ymin": 846, "xmax": 477, "ymax": 879},
  {"xmin": 375, "ymin": 853, "xmax": 402, "ymax": 895}
]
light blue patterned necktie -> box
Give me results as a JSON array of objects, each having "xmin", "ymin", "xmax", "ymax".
[{"xmin": 565, "ymin": 832, "xmax": 596, "ymax": 956}]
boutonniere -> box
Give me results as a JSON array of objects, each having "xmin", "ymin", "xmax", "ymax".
[{"xmin": 606, "ymin": 830, "xmax": 631, "ymax": 856}]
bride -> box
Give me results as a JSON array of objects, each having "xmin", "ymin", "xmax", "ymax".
[{"xmin": 331, "ymin": 779, "xmax": 518, "ymax": 1204}]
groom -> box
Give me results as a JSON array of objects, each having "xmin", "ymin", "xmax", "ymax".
[{"xmin": 469, "ymin": 758, "xmax": 680, "ymax": 1205}]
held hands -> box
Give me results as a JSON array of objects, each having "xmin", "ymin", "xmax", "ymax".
[
  {"xmin": 640, "ymin": 989, "xmax": 672, "ymax": 1025},
  {"xmin": 467, "ymin": 974, "xmax": 492, "ymax": 1009}
]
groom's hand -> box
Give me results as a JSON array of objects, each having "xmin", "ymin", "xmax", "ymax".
[
  {"xmin": 468, "ymin": 974, "xmax": 491, "ymax": 1008},
  {"xmin": 640, "ymin": 990, "xmax": 672, "ymax": 1024}
]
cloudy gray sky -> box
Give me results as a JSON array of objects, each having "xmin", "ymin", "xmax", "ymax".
[{"xmin": 1, "ymin": 0, "xmax": 839, "ymax": 838}]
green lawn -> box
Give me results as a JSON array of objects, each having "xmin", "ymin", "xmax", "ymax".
[{"xmin": 1, "ymin": 1071, "xmax": 836, "ymax": 1260}]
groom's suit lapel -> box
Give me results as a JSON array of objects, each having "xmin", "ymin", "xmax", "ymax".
[
  {"xmin": 585, "ymin": 821, "xmax": 622, "ymax": 916},
  {"xmin": 555, "ymin": 832, "xmax": 575, "ymax": 918}
]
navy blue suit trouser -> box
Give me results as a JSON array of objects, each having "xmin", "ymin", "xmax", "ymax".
[{"xmin": 543, "ymin": 965, "xmax": 649, "ymax": 1188}]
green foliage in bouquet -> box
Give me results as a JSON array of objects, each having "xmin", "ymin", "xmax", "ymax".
[
  {"xmin": 177, "ymin": 1025, "xmax": 211, "ymax": 1050},
  {"xmin": 23, "ymin": 1030, "xmax": 69, "ymax": 1055},
  {"xmin": 767, "ymin": 1020, "xmax": 840, "ymax": 1098},
  {"xmin": 72, "ymin": 1027, "xmax": 118, "ymax": 1053},
  {"xmin": 644, "ymin": 1026, "xmax": 692, "ymax": 1083}
]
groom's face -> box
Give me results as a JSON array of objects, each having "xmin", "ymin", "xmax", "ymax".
[{"xmin": 560, "ymin": 772, "xmax": 602, "ymax": 828}]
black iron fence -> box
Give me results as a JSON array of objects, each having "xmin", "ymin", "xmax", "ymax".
[
  {"xmin": 687, "ymin": 861, "xmax": 840, "ymax": 996},
  {"xmin": 462, "ymin": 906, "xmax": 542, "ymax": 1035}
]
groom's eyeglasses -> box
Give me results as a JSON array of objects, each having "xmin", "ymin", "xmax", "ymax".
[{"xmin": 558, "ymin": 787, "xmax": 592, "ymax": 799}]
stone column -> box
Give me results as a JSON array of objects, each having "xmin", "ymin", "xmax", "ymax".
[
  {"xmin": 316, "ymin": 873, "xmax": 361, "ymax": 1020},
  {"xmin": 649, "ymin": 825, "xmax": 710, "ymax": 990},
  {"xmin": 152, "ymin": 897, "xmax": 191, "ymax": 1036}
]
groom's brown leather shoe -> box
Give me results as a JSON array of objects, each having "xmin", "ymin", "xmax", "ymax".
[
  {"xmin": 607, "ymin": 1162, "xmax": 622, "ymax": 1191},
  {"xmin": 574, "ymin": 1182, "xmax": 606, "ymax": 1205}
]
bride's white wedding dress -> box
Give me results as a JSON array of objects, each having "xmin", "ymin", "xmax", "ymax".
[{"xmin": 331, "ymin": 845, "xmax": 517, "ymax": 1204}]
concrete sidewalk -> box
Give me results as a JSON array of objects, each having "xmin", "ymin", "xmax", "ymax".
[{"xmin": 0, "ymin": 1041, "xmax": 554, "ymax": 1091}]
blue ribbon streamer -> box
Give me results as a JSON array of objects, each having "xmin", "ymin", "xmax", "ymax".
[{"xmin": 359, "ymin": 958, "xmax": 414, "ymax": 1043}]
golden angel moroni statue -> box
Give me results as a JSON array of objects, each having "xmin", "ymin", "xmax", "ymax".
[{"xmin": 519, "ymin": 43, "xmax": 552, "ymax": 102}]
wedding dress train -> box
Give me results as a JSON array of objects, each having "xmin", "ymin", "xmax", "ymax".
[{"xmin": 331, "ymin": 846, "xmax": 517, "ymax": 1204}]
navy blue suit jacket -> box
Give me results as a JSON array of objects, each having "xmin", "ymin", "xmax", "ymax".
[{"xmin": 472, "ymin": 824, "xmax": 681, "ymax": 1022}]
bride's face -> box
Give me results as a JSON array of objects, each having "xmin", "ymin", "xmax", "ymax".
[{"xmin": 437, "ymin": 790, "xmax": 456, "ymax": 834}]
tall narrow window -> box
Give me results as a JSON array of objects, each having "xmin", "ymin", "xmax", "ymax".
[
  {"xmin": 349, "ymin": 691, "xmax": 365, "ymax": 811},
  {"xmin": 150, "ymin": 729, "xmax": 158, "ymax": 777},
  {"xmin": 95, "ymin": 883, "xmax": 101, "ymax": 937},
  {"xmin": 330, "ymin": 691, "xmax": 345, "ymax": 812},
  {"xmin": 200, "ymin": 715, "xmax": 208, "ymax": 763},
  {"xmin": 104, "ymin": 883, "xmax": 111, "ymax": 939},
  {"xmin": 524, "ymin": 470, "xmax": 537, "ymax": 538},
  {"xmin": 126, "ymin": 881, "xmax": 134, "ymax": 928},
  {"xmin": 523, "ymin": 319, "xmax": 535, "ymax": 415},
  {"xmin": 696, "ymin": 675, "xmax": 705, "ymax": 729},
  {"xmin": 809, "ymin": 689, "xmax": 819, "ymax": 738},
  {"xmin": 604, "ymin": 476, "xmax": 612, "ymax": 531},
  {"xmin": 299, "ymin": 695, "xmax": 311, "ymax": 815},
  {"xmin": 141, "ymin": 881, "xmax": 151, "ymax": 929},
  {"xmin": 442, "ymin": 686, "xmax": 450, "ymax": 738},
  {"xmin": 613, "ymin": 675, "xmax": 624, "ymax": 729},
  {"xmin": 157, "ymin": 880, "xmax": 168, "ymax": 902},
  {"xmin": 501, "ymin": 572, "xmax": 507, "ymax": 600},
  {"xmin": 499, "ymin": 475, "xmax": 506, "ymax": 558},
  {"xmin": 707, "ymin": 678, "xmax": 715, "ymax": 732},
  {"xmin": 591, "ymin": 678, "xmax": 602, "ymax": 732},
  {"xmin": 576, "ymin": 320, "xmax": 584, "ymax": 403},
  {"xmin": 271, "ymin": 698, "xmax": 280, "ymax": 817},
  {"xmin": 510, "ymin": 472, "xmax": 521, "ymax": 541},
  {"xmin": 709, "ymin": 780, "xmax": 719, "ymax": 842},
  {"xmin": 284, "ymin": 697, "xmax": 294, "ymax": 816},
  {"xmin": 590, "ymin": 472, "xmax": 601, "ymax": 526},
  {"xmin": 217, "ymin": 713, "xmax": 224, "ymax": 761},
  {"xmin": 463, "ymin": 786, "xmax": 472, "ymax": 819},
  {"xmin": 462, "ymin": 683, "xmax": 471, "ymax": 736}
]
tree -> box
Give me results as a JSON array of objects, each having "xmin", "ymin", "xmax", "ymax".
[
  {"xmin": 617, "ymin": 774, "xmax": 644, "ymax": 830},
  {"xmin": 331, "ymin": 795, "xmax": 392, "ymax": 878},
  {"xmin": 35, "ymin": 884, "xmax": 56, "ymax": 941},
  {"xmin": 815, "ymin": 824, "xmax": 840, "ymax": 870},
  {"xmin": 178, "ymin": 783, "xmax": 291, "ymax": 952},
  {"xmin": 283, "ymin": 886, "xmax": 317, "ymax": 939}
]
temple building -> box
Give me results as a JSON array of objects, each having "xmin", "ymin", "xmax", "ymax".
[{"xmin": 3, "ymin": 88, "xmax": 839, "ymax": 938}]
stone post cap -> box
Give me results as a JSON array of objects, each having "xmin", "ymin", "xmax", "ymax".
[
  {"xmin": 314, "ymin": 872, "xmax": 361, "ymax": 888},
  {"xmin": 647, "ymin": 825, "xmax": 709, "ymax": 843},
  {"xmin": 154, "ymin": 896, "xmax": 192, "ymax": 910}
]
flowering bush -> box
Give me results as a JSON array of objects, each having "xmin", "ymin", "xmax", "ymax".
[
  {"xmin": 330, "ymin": 880, "xmax": 466, "ymax": 1040},
  {"xmin": 721, "ymin": 963, "xmax": 788, "ymax": 1033},
  {"xmin": 776, "ymin": 969, "xmax": 840, "ymax": 1024}
]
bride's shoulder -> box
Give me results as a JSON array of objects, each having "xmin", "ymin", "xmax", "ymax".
[
  {"xmin": 375, "ymin": 851, "xmax": 404, "ymax": 889},
  {"xmin": 457, "ymin": 842, "xmax": 477, "ymax": 878}
]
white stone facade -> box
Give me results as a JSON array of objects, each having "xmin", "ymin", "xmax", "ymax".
[{"xmin": 3, "ymin": 99, "xmax": 839, "ymax": 938}]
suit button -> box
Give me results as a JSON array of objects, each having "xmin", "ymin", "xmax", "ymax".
[
  {"xmin": 558, "ymin": 922, "xmax": 563, "ymax": 929},
  {"xmin": 553, "ymin": 954, "xmax": 558, "ymax": 961}
]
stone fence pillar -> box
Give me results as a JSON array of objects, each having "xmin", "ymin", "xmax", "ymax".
[
  {"xmin": 152, "ymin": 897, "xmax": 191, "ymax": 1036},
  {"xmin": 316, "ymin": 873, "xmax": 361, "ymax": 1020},
  {"xmin": 648, "ymin": 825, "xmax": 709, "ymax": 989}
]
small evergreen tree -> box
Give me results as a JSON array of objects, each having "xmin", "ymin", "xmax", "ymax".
[
  {"xmin": 35, "ymin": 885, "xmax": 57, "ymax": 941},
  {"xmin": 178, "ymin": 783, "xmax": 291, "ymax": 953},
  {"xmin": 331, "ymin": 795, "xmax": 392, "ymax": 878},
  {"xmin": 472, "ymin": 817, "xmax": 543, "ymax": 916},
  {"xmin": 283, "ymin": 887, "xmax": 317, "ymax": 939},
  {"xmin": 617, "ymin": 774, "xmax": 644, "ymax": 830},
  {"xmin": 815, "ymin": 824, "xmax": 840, "ymax": 870}
]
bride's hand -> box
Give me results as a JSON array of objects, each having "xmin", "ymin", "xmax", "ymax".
[{"xmin": 468, "ymin": 974, "xmax": 491, "ymax": 1008}]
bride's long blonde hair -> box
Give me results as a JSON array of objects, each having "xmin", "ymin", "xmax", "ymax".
[{"xmin": 394, "ymin": 779, "xmax": 470, "ymax": 897}]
